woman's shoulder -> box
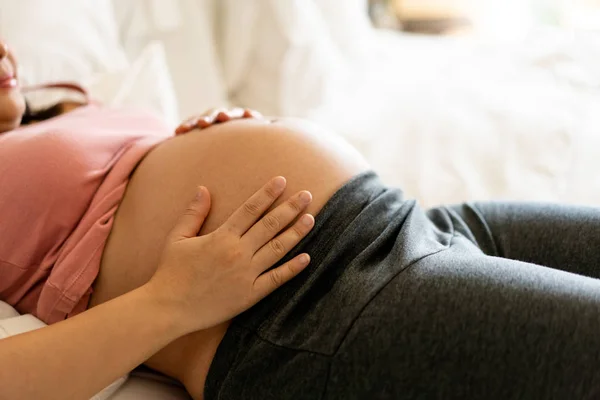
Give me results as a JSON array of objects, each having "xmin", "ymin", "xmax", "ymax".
[
  {"xmin": 18, "ymin": 105, "xmax": 172, "ymax": 136},
  {"xmin": 0, "ymin": 105, "xmax": 173, "ymax": 185},
  {"xmin": 0, "ymin": 105, "xmax": 173, "ymax": 273}
]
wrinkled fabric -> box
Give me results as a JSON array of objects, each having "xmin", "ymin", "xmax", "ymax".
[
  {"xmin": 206, "ymin": 171, "xmax": 600, "ymax": 400},
  {"xmin": 0, "ymin": 106, "xmax": 171, "ymax": 323}
]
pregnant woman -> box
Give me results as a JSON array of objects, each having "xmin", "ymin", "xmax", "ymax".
[{"xmin": 2, "ymin": 39, "xmax": 600, "ymax": 400}]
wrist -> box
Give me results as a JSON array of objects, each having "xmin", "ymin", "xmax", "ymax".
[{"xmin": 135, "ymin": 283, "xmax": 190, "ymax": 339}]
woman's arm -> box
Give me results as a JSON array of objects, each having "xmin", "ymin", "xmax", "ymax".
[
  {"xmin": 0, "ymin": 177, "xmax": 314, "ymax": 400},
  {"xmin": 0, "ymin": 285, "xmax": 182, "ymax": 400}
]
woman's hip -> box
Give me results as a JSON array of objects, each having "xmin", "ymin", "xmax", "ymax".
[{"xmin": 209, "ymin": 248, "xmax": 600, "ymax": 399}]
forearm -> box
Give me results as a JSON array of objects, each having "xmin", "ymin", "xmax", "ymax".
[{"xmin": 0, "ymin": 285, "xmax": 184, "ymax": 400}]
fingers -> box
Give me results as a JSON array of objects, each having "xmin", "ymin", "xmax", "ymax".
[
  {"xmin": 252, "ymin": 213, "xmax": 314, "ymax": 272},
  {"xmin": 222, "ymin": 176, "xmax": 287, "ymax": 236},
  {"xmin": 195, "ymin": 116, "xmax": 211, "ymax": 129},
  {"xmin": 175, "ymin": 108, "xmax": 221, "ymax": 134},
  {"xmin": 175, "ymin": 115, "xmax": 198, "ymax": 135},
  {"xmin": 243, "ymin": 108, "xmax": 263, "ymax": 119},
  {"xmin": 167, "ymin": 186, "xmax": 211, "ymax": 241},
  {"xmin": 252, "ymin": 254, "xmax": 311, "ymax": 300},
  {"xmin": 216, "ymin": 107, "xmax": 244, "ymax": 122},
  {"xmin": 243, "ymin": 190, "xmax": 313, "ymax": 252},
  {"xmin": 175, "ymin": 108, "xmax": 264, "ymax": 135},
  {"xmin": 175, "ymin": 115, "xmax": 213, "ymax": 134}
]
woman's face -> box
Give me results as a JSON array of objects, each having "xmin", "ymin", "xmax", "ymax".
[{"xmin": 0, "ymin": 40, "xmax": 25, "ymax": 133}]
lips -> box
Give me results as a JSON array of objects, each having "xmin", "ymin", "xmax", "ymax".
[{"xmin": 0, "ymin": 75, "xmax": 17, "ymax": 89}]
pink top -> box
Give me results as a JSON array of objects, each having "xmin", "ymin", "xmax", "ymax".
[{"xmin": 0, "ymin": 105, "xmax": 172, "ymax": 324}]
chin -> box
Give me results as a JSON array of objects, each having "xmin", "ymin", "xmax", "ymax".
[{"xmin": 0, "ymin": 90, "xmax": 26, "ymax": 133}]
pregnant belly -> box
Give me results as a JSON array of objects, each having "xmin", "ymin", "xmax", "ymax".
[{"xmin": 91, "ymin": 118, "xmax": 369, "ymax": 304}]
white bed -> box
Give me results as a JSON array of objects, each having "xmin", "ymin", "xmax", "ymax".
[
  {"xmin": 1, "ymin": 1, "xmax": 599, "ymax": 399},
  {"xmin": 215, "ymin": 1, "xmax": 600, "ymax": 208},
  {"xmin": 311, "ymin": 30, "xmax": 600, "ymax": 207}
]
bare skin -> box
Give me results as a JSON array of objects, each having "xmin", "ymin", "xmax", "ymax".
[
  {"xmin": 0, "ymin": 36, "xmax": 367, "ymax": 398},
  {"xmin": 0, "ymin": 173, "xmax": 318, "ymax": 400},
  {"xmin": 90, "ymin": 118, "xmax": 369, "ymax": 397}
]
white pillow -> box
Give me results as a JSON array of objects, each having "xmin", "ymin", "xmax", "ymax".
[
  {"xmin": 217, "ymin": 0, "xmax": 260, "ymax": 98},
  {"xmin": 224, "ymin": 0, "xmax": 351, "ymax": 117},
  {"xmin": 112, "ymin": 0, "xmax": 230, "ymax": 118},
  {"xmin": 0, "ymin": 301, "xmax": 19, "ymax": 320},
  {"xmin": 85, "ymin": 42, "xmax": 180, "ymax": 127},
  {"xmin": 0, "ymin": 0, "xmax": 128, "ymax": 107},
  {"xmin": 312, "ymin": 0, "xmax": 374, "ymax": 60}
]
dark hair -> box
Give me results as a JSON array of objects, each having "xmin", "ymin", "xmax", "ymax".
[{"xmin": 20, "ymin": 101, "xmax": 64, "ymax": 125}]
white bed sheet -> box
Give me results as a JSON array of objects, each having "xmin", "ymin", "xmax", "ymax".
[
  {"xmin": 216, "ymin": 0, "xmax": 600, "ymax": 207},
  {"xmin": 302, "ymin": 29, "xmax": 600, "ymax": 207}
]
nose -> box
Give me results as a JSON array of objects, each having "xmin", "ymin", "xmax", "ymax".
[{"xmin": 0, "ymin": 43, "xmax": 8, "ymax": 60}]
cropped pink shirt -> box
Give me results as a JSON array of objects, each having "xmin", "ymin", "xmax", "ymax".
[{"xmin": 0, "ymin": 105, "xmax": 172, "ymax": 324}]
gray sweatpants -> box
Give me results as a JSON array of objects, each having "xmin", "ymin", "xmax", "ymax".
[{"xmin": 205, "ymin": 172, "xmax": 600, "ymax": 400}]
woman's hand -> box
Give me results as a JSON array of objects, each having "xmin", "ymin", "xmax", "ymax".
[
  {"xmin": 175, "ymin": 107, "xmax": 264, "ymax": 135},
  {"xmin": 0, "ymin": 178, "xmax": 312, "ymax": 399},
  {"xmin": 146, "ymin": 176, "xmax": 314, "ymax": 335}
]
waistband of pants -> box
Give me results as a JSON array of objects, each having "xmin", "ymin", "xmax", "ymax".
[{"xmin": 205, "ymin": 170, "xmax": 399, "ymax": 394}]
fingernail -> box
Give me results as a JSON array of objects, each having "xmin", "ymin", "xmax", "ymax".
[
  {"xmin": 273, "ymin": 176, "xmax": 286, "ymax": 190},
  {"xmin": 301, "ymin": 214, "xmax": 314, "ymax": 227},
  {"xmin": 299, "ymin": 191, "xmax": 312, "ymax": 204},
  {"xmin": 175, "ymin": 124, "xmax": 191, "ymax": 134},
  {"xmin": 195, "ymin": 187, "xmax": 205, "ymax": 200},
  {"xmin": 299, "ymin": 254, "xmax": 310, "ymax": 265}
]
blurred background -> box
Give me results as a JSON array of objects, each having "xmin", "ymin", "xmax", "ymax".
[{"xmin": 371, "ymin": 0, "xmax": 600, "ymax": 36}]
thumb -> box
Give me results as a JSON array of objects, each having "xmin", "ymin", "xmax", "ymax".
[{"xmin": 169, "ymin": 186, "xmax": 211, "ymax": 241}]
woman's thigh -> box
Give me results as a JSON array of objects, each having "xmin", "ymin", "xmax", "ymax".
[
  {"xmin": 436, "ymin": 202, "xmax": 600, "ymax": 278},
  {"xmin": 326, "ymin": 250, "xmax": 600, "ymax": 399}
]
